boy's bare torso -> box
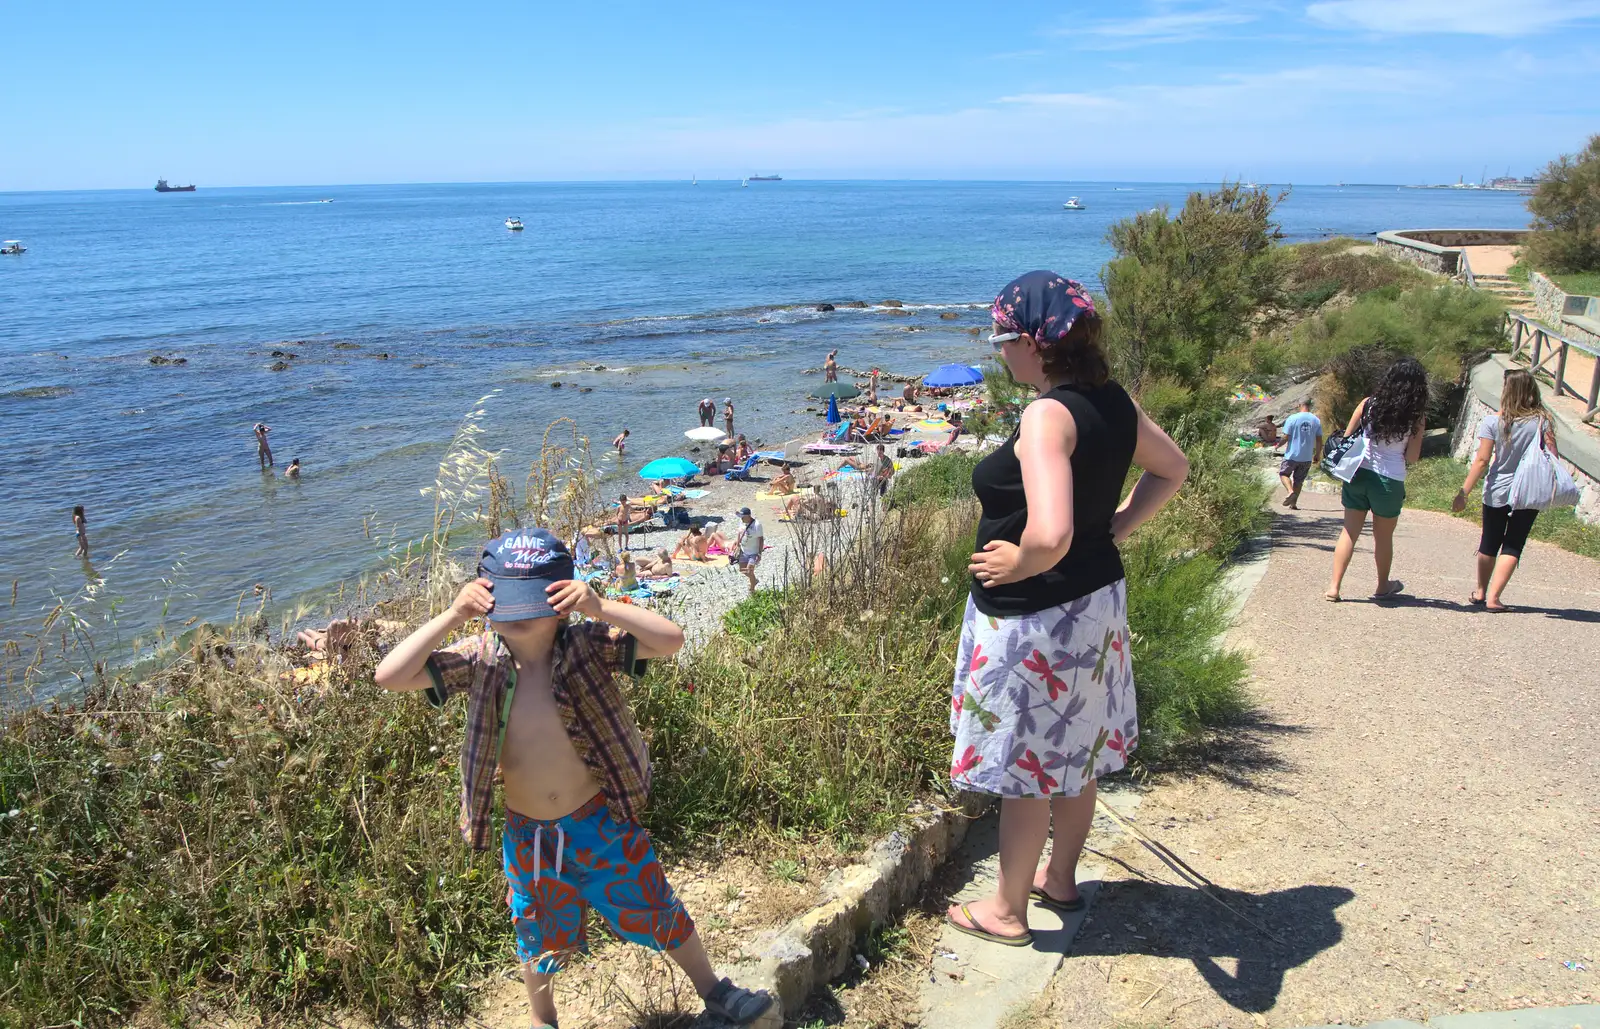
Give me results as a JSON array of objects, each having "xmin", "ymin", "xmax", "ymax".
[{"xmin": 499, "ymin": 654, "xmax": 601, "ymax": 820}]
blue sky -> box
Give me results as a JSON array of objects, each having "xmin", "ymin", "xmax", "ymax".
[{"xmin": 4, "ymin": 0, "xmax": 1598, "ymax": 189}]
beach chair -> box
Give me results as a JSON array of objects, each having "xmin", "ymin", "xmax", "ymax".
[
  {"xmin": 820, "ymin": 420, "xmax": 851, "ymax": 443},
  {"xmin": 724, "ymin": 454, "xmax": 761, "ymax": 481}
]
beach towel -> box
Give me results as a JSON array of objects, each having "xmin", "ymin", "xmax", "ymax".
[
  {"xmin": 755, "ymin": 486, "xmax": 814, "ymax": 501},
  {"xmin": 676, "ymin": 555, "xmax": 731, "ymax": 570}
]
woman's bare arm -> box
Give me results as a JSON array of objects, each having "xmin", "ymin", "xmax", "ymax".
[
  {"xmin": 1111, "ymin": 406, "xmax": 1189, "ymax": 544},
  {"xmin": 1344, "ymin": 398, "xmax": 1368, "ymax": 437}
]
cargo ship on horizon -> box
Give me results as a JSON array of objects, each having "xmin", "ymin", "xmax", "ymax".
[
  {"xmin": 154, "ymin": 179, "xmax": 196, "ymax": 192},
  {"xmin": 748, "ymin": 174, "xmax": 782, "ymax": 181}
]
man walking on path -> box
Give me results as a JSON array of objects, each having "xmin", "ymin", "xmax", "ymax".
[
  {"xmin": 1279, "ymin": 400, "xmax": 1322, "ymax": 509},
  {"xmin": 253, "ymin": 423, "xmax": 274, "ymax": 469},
  {"xmin": 698, "ymin": 398, "xmax": 716, "ymax": 428},
  {"xmin": 734, "ymin": 507, "xmax": 762, "ymax": 595}
]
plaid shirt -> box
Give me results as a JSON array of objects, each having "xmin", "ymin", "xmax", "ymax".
[{"xmin": 424, "ymin": 620, "xmax": 648, "ymax": 850}]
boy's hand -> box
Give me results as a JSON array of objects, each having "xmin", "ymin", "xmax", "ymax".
[
  {"xmin": 547, "ymin": 579, "xmax": 602, "ymax": 618},
  {"xmin": 449, "ymin": 578, "xmax": 495, "ymax": 624}
]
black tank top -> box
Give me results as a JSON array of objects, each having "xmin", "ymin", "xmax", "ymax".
[{"xmin": 970, "ymin": 380, "xmax": 1138, "ymax": 617}]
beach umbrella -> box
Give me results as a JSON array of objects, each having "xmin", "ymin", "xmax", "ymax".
[
  {"xmin": 685, "ymin": 426, "xmax": 726, "ymax": 442},
  {"xmin": 637, "ymin": 456, "xmax": 700, "ymax": 480},
  {"xmin": 826, "ymin": 395, "xmax": 840, "ymax": 424},
  {"xmin": 924, "ymin": 363, "xmax": 984, "ymax": 387},
  {"xmin": 809, "ymin": 382, "xmax": 861, "ymax": 400}
]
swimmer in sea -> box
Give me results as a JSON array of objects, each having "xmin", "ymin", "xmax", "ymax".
[
  {"xmin": 73, "ymin": 505, "xmax": 90, "ymax": 559},
  {"xmin": 253, "ymin": 422, "xmax": 274, "ymax": 468},
  {"xmin": 285, "ymin": 458, "xmax": 301, "ymax": 480}
]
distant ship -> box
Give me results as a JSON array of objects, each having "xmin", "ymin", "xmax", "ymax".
[
  {"xmin": 748, "ymin": 174, "xmax": 782, "ymax": 181},
  {"xmin": 155, "ymin": 179, "xmax": 196, "ymax": 192}
]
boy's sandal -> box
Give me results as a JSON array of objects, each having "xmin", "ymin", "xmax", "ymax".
[
  {"xmin": 945, "ymin": 903, "xmax": 1034, "ymax": 947},
  {"xmin": 1372, "ymin": 580, "xmax": 1405, "ymax": 599},
  {"xmin": 1485, "ymin": 603, "xmax": 1511, "ymax": 613},
  {"xmin": 1468, "ymin": 592, "xmax": 1486, "ymax": 606},
  {"xmin": 1029, "ymin": 886, "xmax": 1086, "ymax": 913},
  {"xmin": 703, "ymin": 977, "xmax": 774, "ymax": 1024}
]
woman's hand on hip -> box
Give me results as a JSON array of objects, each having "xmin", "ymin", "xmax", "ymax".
[{"xmin": 969, "ymin": 541, "xmax": 1024, "ymax": 587}]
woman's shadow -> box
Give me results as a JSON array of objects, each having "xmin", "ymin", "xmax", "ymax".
[{"xmin": 1059, "ymin": 875, "xmax": 1355, "ymax": 1012}]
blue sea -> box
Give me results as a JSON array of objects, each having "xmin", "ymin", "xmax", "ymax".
[{"xmin": 0, "ymin": 180, "xmax": 1531, "ymax": 663}]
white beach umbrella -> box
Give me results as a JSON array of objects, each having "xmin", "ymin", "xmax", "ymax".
[{"xmin": 685, "ymin": 427, "xmax": 726, "ymax": 442}]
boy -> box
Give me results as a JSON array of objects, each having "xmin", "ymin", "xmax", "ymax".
[{"xmin": 376, "ymin": 528, "xmax": 771, "ymax": 1028}]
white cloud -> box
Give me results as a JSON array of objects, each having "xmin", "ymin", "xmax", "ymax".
[
  {"xmin": 1306, "ymin": 0, "xmax": 1600, "ymax": 36},
  {"xmin": 995, "ymin": 93, "xmax": 1121, "ymax": 109},
  {"xmin": 1058, "ymin": 6, "xmax": 1262, "ymax": 47}
]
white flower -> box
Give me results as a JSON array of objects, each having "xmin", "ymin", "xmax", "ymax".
[
  {"xmin": 429, "ymin": 745, "xmax": 439, "ymax": 754},
  {"xmin": 150, "ymin": 752, "xmax": 163, "ymax": 763},
  {"xmin": 5, "ymin": 809, "xmax": 17, "ymax": 818}
]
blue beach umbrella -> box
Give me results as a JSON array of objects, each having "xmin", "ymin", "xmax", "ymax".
[
  {"xmin": 826, "ymin": 395, "xmax": 840, "ymax": 424},
  {"xmin": 637, "ymin": 456, "xmax": 700, "ymax": 480},
  {"xmin": 924, "ymin": 363, "xmax": 985, "ymax": 387}
]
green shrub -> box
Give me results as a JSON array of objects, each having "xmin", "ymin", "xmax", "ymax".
[
  {"xmin": 1524, "ymin": 133, "xmax": 1600, "ymax": 275},
  {"xmin": 0, "ymin": 654, "xmax": 506, "ymax": 1028},
  {"xmin": 1121, "ymin": 538, "xmax": 1250, "ymax": 761},
  {"xmin": 885, "ymin": 449, "xmax": 981, "ymax": 509},
  {"xmin": 1277, "ymin": 237, "xmax": 1431, "ymax": 301},
  {"xmin": 721, "ymin": 587, "xmax": 789, "ymax": 643}
]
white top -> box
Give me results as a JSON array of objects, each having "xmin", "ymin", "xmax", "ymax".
[
  {"xmin": 1362, "ymin": 431, "xmax": 1411, "ymax": 481},
  {"xmin": 738, "ymin": 519, "xmax": 764, "ymax": 555}
]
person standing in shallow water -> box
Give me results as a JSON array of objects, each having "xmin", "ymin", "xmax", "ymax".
[
  {"xmin": 698, "ymin": 398, "xmax": 716, "ymax": 428},
  {"xmin": 253, "ymin": 422, "xmax": 274, "ymax": 468},
  {"xmin": 722, "ymin": 398, "xmax": 735, "ymax": 437},
  {"xmin": 73, "ymin": 506, "xmax": 90, "ymax": 559},
  {"xmin": 945, "ymin": 271, "xmax": 1189, "ymax": 949},
  {"xmin": 823, "ymin": 349, "xmax": 839, "ymax": 383}
]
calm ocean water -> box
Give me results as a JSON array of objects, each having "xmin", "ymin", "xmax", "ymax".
[{"xmin": 0, "ymin": 180, "xmax": 1530, "ymax": 655}]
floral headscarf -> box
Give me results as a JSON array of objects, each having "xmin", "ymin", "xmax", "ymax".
[{"xmin": 991, "ymin": 270, "xmax": 1097, "ymax": 345}]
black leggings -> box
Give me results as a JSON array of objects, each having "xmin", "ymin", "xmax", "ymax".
[{"xmin": 1479, "ymin": 505, "xmax": 1538, "ymax": 560}]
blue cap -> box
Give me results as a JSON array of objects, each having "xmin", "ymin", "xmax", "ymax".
[{"xmin": 476, "ymin": 528, "xmax": 575, "ymax": 621}]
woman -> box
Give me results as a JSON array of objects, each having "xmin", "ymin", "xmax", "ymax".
[
  {"xmin": 72, "ymin": 505, "xmax": 90, "ymax": 559},
  {"xmin": 768, "ymin": 467, "xmax": 798, "ymax": 496},
  {"xmin": 1325, "ymin": 357, "xmax": 1428, "ymax": 602},
  {"xmin": 946, "ymin": 271, "xmax": 1189, "ymax": 947},
  {"xmin": 673, "ymin": 526, "xmax": 710, "ymax": 561},
  {"xmin": 723, "ymin": 398, "xmax": 735, "ymax": 437},
  {"xmin": 636, "ymin": 548, "xmax": 675, "ymax": 578},
  {"xmin": 1452, "ymin": 369, "xmax": 1558, "ymax": 612}
]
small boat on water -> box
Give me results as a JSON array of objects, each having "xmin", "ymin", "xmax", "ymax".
[
  {"xmin": 741, "ymin": 178, "xmax": 749, "ymax": 188},
  {"xmin": 154, "ymin": 178, "xmax": 196, "ymax": 192},
  {"xmin": 505, "ymin": 217, "xmax": 524, "ymax": 231},
  {"xmin": 1063, "ymin": 197, "xmax": 1086, "ymax": 210},
  {"xmin": 1, "ymin": 240, "xmax": 25, "ymax": 255}
]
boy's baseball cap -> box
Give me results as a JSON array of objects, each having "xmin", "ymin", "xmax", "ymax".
[{"xmin": 477, "ymin": 528, "xmax": 575, "ymax": 621}]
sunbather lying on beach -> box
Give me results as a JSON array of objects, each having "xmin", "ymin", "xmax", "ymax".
[
  {"xmin": 636, "ymin": 548, "xmax": 674, "ymax": 578},
  {"xmin": 783, "ymin": 492, "xmax": 839, "ymax": 522}
]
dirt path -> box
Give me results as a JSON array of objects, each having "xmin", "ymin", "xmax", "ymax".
[{"xmin": 1039, "ymin": 496, "xmax": 1600, "ymax": 1027}]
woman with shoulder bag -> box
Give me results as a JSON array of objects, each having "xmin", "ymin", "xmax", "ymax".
[
  {"xmin": 944, "ymin": 271, "xmax": 1189, "ymax": 947},
  {"xmin": 1325, "ymin": 357, "xmax": 1428, "ymax": 602},
  {"xmin": 1452, "ymin": 369, "xmax": 1559, "ymax": 612}
]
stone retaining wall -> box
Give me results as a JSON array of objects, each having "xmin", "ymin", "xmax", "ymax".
[
  {"xmin": 1532, "ymin": 271, "xmax": 1567, "ymax": 326},
  {"xmin": 1529, "ymin": 271, "xmax": 1600, "ymax": 352},
  {"xmin": 1374, "ymin": 228, "xmax": 1532, "ymax": 277}
]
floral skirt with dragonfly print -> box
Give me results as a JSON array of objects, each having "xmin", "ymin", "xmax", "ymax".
[{"xmin": 949, "ymin": 580, "xmax": 1137, "ymax": 798}]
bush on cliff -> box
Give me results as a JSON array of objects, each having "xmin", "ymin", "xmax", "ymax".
[{"xmin": 1523, "ymin": 133, "xmax": 1600, "ymax": 276}]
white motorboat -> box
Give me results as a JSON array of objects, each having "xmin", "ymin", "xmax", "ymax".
[
  {"xmin": 1062, "ymin": 197, "xmax": 1086, "ymax": 210},
  {"xmin": 505, "ymin": 217, "xmax": 524, "ymax": 231},
  {"xmin": 1, "ymin": 240, "xmax": 24, "ymax": 255}
]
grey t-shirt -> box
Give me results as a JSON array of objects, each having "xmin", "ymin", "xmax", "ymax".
[{"xmin": 1476, "ymin": 414, "xmax": 1547, "ymax": 509}]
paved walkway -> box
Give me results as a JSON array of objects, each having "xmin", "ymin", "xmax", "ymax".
[{"xmin": 1031, "ymin": 497, "xmax": 1600, "ymax": 1026}]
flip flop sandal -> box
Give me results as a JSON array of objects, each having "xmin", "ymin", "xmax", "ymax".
[
  {"xmin": 1029, "ymin": 886, "xmax": 1086, "ymax": 913},
  {"xmin": 1468, "ymin": 593, "xmax": 1486, "ymax": 606},
  {"xmin": 1373, "ymin": 580, "xmax": 1406, "ymax": 600},
  {"xmin": 946, "ymin": 903, "xmax": 1034, "ymax": 947},
  {"xmin": 702, "ymin": 978, "xmax": 774, "ymax": 1024},
  {"xmin": 1485, "ymin": 603, "xmax": 1511, "ymax": 613}
]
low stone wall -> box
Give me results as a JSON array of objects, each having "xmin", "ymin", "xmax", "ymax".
[
  {"xmin": 1391, "ymin": 228, "xmax": 1530, "ymax": 248},
  {"xmin": 1458, "ymin": 354, "xmax": 1600, "ymax": 525},
  {"xmin": 1529, "ymin": 271, "xmax": 1600, "ymax": 352},
  {"xmin": 1532, "ymin": 271, "xmax": 1567, "ymax": 325},
  {"xmin": 1375, "ymin": 231, "xmax": 1458, "ymax": 275}
]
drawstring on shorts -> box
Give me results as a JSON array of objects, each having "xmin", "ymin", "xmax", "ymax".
[{"xmin": 531, "ymin": 823, "xmax": 566, "ymax": 884}]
